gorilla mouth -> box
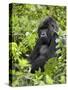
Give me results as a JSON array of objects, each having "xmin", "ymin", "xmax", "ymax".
[{"xmin": 41, "ymin": 37, "xmax": 51, "ymax": 46}]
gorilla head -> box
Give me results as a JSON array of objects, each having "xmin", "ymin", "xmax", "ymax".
[
  {"xmin": 38, "ymin": 17, "xmax": 58, "ymax": 45},
  {"xmin": 29, "ymin": 17, "xmax": 58, "ymax": 73}
]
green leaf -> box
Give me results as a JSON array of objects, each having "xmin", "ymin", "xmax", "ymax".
[{"xmin": 46, "ymin": 75, "xmax": 53, "ymax": 84}]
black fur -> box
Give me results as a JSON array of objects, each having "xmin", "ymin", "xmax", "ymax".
[{"xmin": 29, "ymin": 17, "xmax": 58, "ymax": 73}]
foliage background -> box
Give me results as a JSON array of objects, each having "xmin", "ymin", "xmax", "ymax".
[{"xmin": 9, "ymin": 3, "xmax": 66, "ymax": 86}]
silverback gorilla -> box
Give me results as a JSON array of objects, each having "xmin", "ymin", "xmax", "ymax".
[{"xmin": 29, "ymin": 17, "xmax": 58, "ymax": 73}]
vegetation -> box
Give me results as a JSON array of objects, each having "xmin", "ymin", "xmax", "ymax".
[{"xmin": 9, "ymin": 4, "xmax": 66, "ymax": 86}]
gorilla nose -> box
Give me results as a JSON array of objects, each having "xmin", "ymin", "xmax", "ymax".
[{"xmin": 41, "ymin": 33, "xmax": 47, "ymax": 37}]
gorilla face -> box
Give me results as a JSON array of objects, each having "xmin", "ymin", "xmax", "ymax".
[
  {"xmin": 39, "ymin": 29, "xmax": 51, "ymax": 45},
  {"xmin": 39, "ymin": 28, "xmax": 57, "ymax": 46},
  {"xmin": 40, "ymin": 29, "xmax": 47, "ymax": 38}
]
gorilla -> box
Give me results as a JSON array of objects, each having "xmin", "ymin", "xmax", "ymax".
[{"xmin": 29, "ymin": 17, "xmax": 58, "ymax": 73}]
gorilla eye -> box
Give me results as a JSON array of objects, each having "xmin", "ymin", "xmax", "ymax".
[{"xmin": 52, "ymin": 24, "xmax": 54, "ymax": 28}]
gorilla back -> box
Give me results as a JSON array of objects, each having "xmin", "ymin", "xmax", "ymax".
[{"xmin": 29, "ymin": 17, "xmax": 58, "ymax": 73}]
